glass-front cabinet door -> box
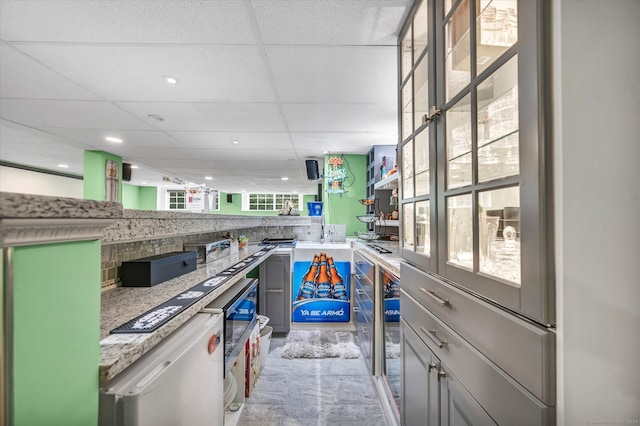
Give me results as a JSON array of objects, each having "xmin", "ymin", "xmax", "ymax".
[{"xmin": 398, "ymin": 0, "xmax": 552, "ymax": 325}]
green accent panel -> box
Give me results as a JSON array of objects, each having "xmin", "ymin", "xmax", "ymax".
[
  {"xmin": 12, "ymin": 241, "xmax": 101, "ymax": 426},
  {"xmin": 323, "ymin": 154, "xmax": 368, "ymax": 237},
  {"xmin": 83, "ymin": 150, "xmax": 122, "ymax": 202},
  {"xmin": 139, "ymin": 186, "xmax": 157, "ymax": 210},
  {"xmin": 122, "ymin": 184, "xmax": 157, "ymax": 210},
  {"xmin": 246, "ymin": 266, "xmax": 259, "ymax": 278},
  {"xmin": 122, "ymin": 182, "xmax": 140, "ymax": 209}
]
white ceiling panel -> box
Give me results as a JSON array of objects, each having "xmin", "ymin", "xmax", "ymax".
[
  {"xmin": 0, "ymin": 44, "xmax": 101, "ymax": 100},
  {"xmin": 167, "ymin": 132, "xmax": 293, "ymax": 150},
  {"xmin": 15, "ymin": 44, "xmax": 276, "ymax": 102},
  {"xmin": 268, "ymin": 46, "xmax": 397, "ymax": 103},
  {"xmin": 0, "ymin": 1, "xmax": 255, "ymax": 44},
  {"xmin": 193, "ymin": 148, "xmax": 300, "ymax": 163},
  {"xmin": 292, "ymin": 132, "xmax": 397, "ymax": 153},
  {"xmin": 115, "ymin": 102, "xmax": 287, "ymax": 132},
  {"xmin": 40, "ymin": 128, "xmax": 184, "ymax": 149},
  {"xmin": 252, "ymin": 0, "xmax": 409, "ymax": 46},
  {"xmin": 283, "ymin": 103, "xmax": 397, "ymax": 132},
  {"xmin": 0, "ymin": 99, "xmax": 153, "ymax": 130}
]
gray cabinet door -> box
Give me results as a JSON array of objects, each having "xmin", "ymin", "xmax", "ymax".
[
  {"xmin": 259, "ymin": 253, "xmax": 291, "ymax": 333},
  {"xmin": 440, "ymin": 367, "xmax": 496, "ymax": 426},
  {"xmin": 400, "ymin": 319, "xmax": 439, "ymax": 426}
]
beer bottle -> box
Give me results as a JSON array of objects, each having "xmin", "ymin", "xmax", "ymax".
[
  {"xmin": 315, "ymin": 252, "xmax": 332, "ymax": 299},
  {"xmin": 297, "ymin": 254, "xmax": 319, "ymax": 300},
  {"xmin": 327, "ymin": 256, "xmax": 348, "ymax": 301}
]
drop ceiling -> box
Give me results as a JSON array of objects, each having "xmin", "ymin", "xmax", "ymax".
[{"xmin": 0, "ymin": 0, "xmax": 411, "ymax": 194}]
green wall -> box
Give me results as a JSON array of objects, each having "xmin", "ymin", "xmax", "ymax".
[
  {"xmin": 83, "ymin": 151, "xmax": 122, "ymax": 201},
  {"xmin": 323, "ymin": 154, "xmax": 368, "ymax": 236},
  {"xmin": 122, "ymin": 183, "xmax": 157, "ymax": 210},
  {"xmin": 12, "ymin": 240, "xmax": 101, "ymax": 426}
]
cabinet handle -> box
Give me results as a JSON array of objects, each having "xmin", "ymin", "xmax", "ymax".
[
  {"xmin": 352, "ymin": 306, "xmax": 361, "ymax": 313},
  {"xmin": 355, "ymin": 274, "xmax": 366, "ymax": 280},
  {"xmin": 360, "ymin": 326, "xmax": 370, "ymax": 334},
  {"xmin": 422, "ymin": 106, "xmax": 443, "ymax": 124},
  {"xmin": 420, "ymin": 327, "xmax": 448, "ymax": 349},
  {"xmin": 438, "ymin": 370, "xmax": 447, "ymax": 380},
  {"xmin": 266, "ymin": 289, "xmax": 284, "ymax": 293},
  {"xmin": 419, "ymin": 288, "xmax": 450, "ymax": 306},
  {"xmin": 356, "ymin": 288, "xmax": 366, "ymax": 295},
  {"xmin": 428, "ymin": 362, "xmax": 437, "ymax": 372}
]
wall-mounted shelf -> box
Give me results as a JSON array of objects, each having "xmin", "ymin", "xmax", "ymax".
[{"xmin": 374, "ymin": 173, "xmax": 399, "ymax": 190}]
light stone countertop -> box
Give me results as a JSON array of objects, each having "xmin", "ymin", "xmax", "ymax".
[
  {"xmin": 99, "ymin": 244, "xmax": 271, "ymax": 383},
  {"xmin": 352, "ymin": 240, "xmax": 401, "ymax": 277}
]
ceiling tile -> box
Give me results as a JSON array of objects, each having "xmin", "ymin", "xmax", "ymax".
[
  {"xmin": 282, "ymin": 103, "xmax": 397, "ymax": 133},
  {"xmin": 292, "ymin": 132, "xmax": 397, "ymax": 153},
  {"xmin": 252, "ymin": 0, "xmax": 409, "ymax": 45},
  {"xmin": 40, "ymin": 128, "xmax": 184, "ymax": 149},
  {"xmin": 267, "ymin": 46, "xmax": 397, "ymax": 103},
  {"xmin": 14, "ymin": 44, "xmax": 276, "ymax": 102},
  {"xmin": 0, "ymin": 99, "xmax": 153, "ymax": 130},
  {"xmin": 116, "ymin": 102, "xmax": 287, "ymax": 132},
  {"xmin": 0, "ymin": 45, "xmax": 101, "ymax": 100},
  {"xmin": 167, "ymin": 132, "xmax": 293, "ymax": 150},
  {"xmin": 0, "ymin": 0, "xmax": 255, "ymax": 44}
]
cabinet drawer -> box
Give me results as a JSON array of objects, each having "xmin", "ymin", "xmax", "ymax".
[
  {"xmin": 354, "ymin": 272, "xmax": 374, "ymax": 302},
  {"xmin": 354, "ymin": 251, "xmax": 375, "ymax": 285},
  {"xmin": 401, "ymin": 262, "xmax": 555, "ymax": 404},
  {"xmin": 401, "ymin": 290, "xmax": 554, "ymax": 425}
]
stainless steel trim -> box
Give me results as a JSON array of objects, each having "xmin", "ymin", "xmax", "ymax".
[
  {"xmin": 266, "ymin": 289, "xmax": 284, "ymax": 293},
  {"xmin": 419, "ymin": 287, "xmax": 450, "ymax": 306},
  {"xmin": 360, "ymin": 326, "xmax": 370, "ymax": 334},
  {"xmin": 420, "ymin": 326, "xmax": 447, "ymax": 349},
  {"xmin": 355, "ymin": 288, "xmax": 366, "ymax": 295},
  {"xmin": 352, "ymin": 306, "xmax": 361, "ymax": 313}
]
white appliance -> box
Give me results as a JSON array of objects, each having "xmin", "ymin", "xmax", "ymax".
[{"xmin": 99, "ymin": 310, "xmax": 224, "ymax": 426}]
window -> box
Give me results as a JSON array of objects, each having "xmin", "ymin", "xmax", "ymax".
[
  {"xmin": 243, "ymin": 193, "xmax": 302, "ymax": 211},
  {"xmin": 168, "ymin": 190, "xmax": 186, "ymax": 209}
]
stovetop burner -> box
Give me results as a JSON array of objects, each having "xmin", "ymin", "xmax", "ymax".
[
  {"xmin": 367, "ymin": 244, "xmax": 392, "ymax": 254},
  {"xmin": 260, "ymin": 238, "xmax": 297, "ymax": 247}
]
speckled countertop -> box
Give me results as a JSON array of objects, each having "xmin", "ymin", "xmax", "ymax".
[
  {"xmin": 99, "ymin": 244, "xmax": 270, "ymax": 383},
  {"xmin": 352, "ymin": 240, "xmax": 401, "ymax": 277}
]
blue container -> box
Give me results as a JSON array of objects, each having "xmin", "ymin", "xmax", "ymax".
[{"xmin": 307, "ymin": 202, "xmax": 323, "ymax": 216}]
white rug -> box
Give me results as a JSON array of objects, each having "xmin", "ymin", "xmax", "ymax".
[{"xmin": 280, "ymin": 330, "xmax": 361, "ymax": 359}]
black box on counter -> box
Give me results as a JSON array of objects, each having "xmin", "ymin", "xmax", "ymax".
[
  {"xmin": 183, "ymin": 239, "xmax": 231, "ymax": 264},
  {"xmin": 121, "ymin": 251, "xmax": 197, "ymax": 287}
]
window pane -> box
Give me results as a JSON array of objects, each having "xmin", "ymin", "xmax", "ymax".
[
  {"xmin": 446, "ymin": 93, "xmax": 472, "ymax": 189},
  {"xmin": 413, "ymin": 0, "xmax": 428, "ymax": 63},
  {"xmin": 414, "ymin": 54, "xmax": 429, "ymax": 128},
  {"xmin": 402, "ymin": 77, "xmax": 413, "ymax": 141},
  {"xmin": 445, "ymin": 0, "xmax": 471, "ymax": 101},
  {"xmin": 448, "ymin": 193, "xmax": 473, "ymax": 270},
  {"xmin": 416, "ymin": 200, "xmax": 430, "ymax": 256},
  {"xmin": 414, "ymin": 128, "xmax": 430, "ymax": 196},
  {"xmin": 403, "ymin": 203, "xmax": 415, "ymax": 251},
  {"xmin": 477, "ymin": 55, "xmax": 519, "ymax": 182},
  {"xmin": 476, "ymin": 0, "xmax": 518, "ymax": 75},
  {"xmin": 479, "ymin": 186, "xmax": 520, "ymax": 285},
  {"xmin": 402, "ymin": 140, "xmax": 414, "ymax": 199},
  {"xmin": 401, "ymin": 26, "xmax": 412, "ymax": 81}
]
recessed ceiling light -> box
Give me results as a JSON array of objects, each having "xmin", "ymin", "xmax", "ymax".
[
  {"xmin": 148, "ymin": 114, "xmax": 165, "ymax": 122},
  {"xmin": 323, "ymin": 151, "xmax": 329, "ymax": 154},
  {"xmin": 105, "ymin": 136, "xmax": 123, "ymax": 143},
  {"xmin": 57, "ymin": 164, "xmax": 69, "ymax": 168},
  {"xmin": 130, "ymin": 165, "xmax": 139, "ymax": 169},
  {"xmin": 204, "ymin": 176, "xmax": 213, "ymax": 180},
  {"xmin": 141, "ymin": 181, "xmax": 147, "ymax": 185},
  {"xmin": 281, "ymin": 177, "xmax": 289, "ymax": 181},
  {"xmin": 163, "ymin": 75, "xmax": 178, "ymax": 84},
  {"xmin": 232, "ymin": 140, "xmax": 239, "ymax": 145}
]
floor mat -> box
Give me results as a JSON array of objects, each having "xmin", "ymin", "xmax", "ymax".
[{"xmin": 279, "ymin": 329, "xmax": 361, "ymax": 359}]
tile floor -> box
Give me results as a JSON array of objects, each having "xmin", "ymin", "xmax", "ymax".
[{"xmin": 237, "ymin": 333, "xmax": 390, "ymax": 426}]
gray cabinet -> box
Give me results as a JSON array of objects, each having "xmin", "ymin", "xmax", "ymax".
[
  {"xmin": 353, "ymin": 251, "xmax": 375, "ymax": 372},
  {"xmin": 258, "ymin": 251, "xmax": 291, "ymax": 333}
]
